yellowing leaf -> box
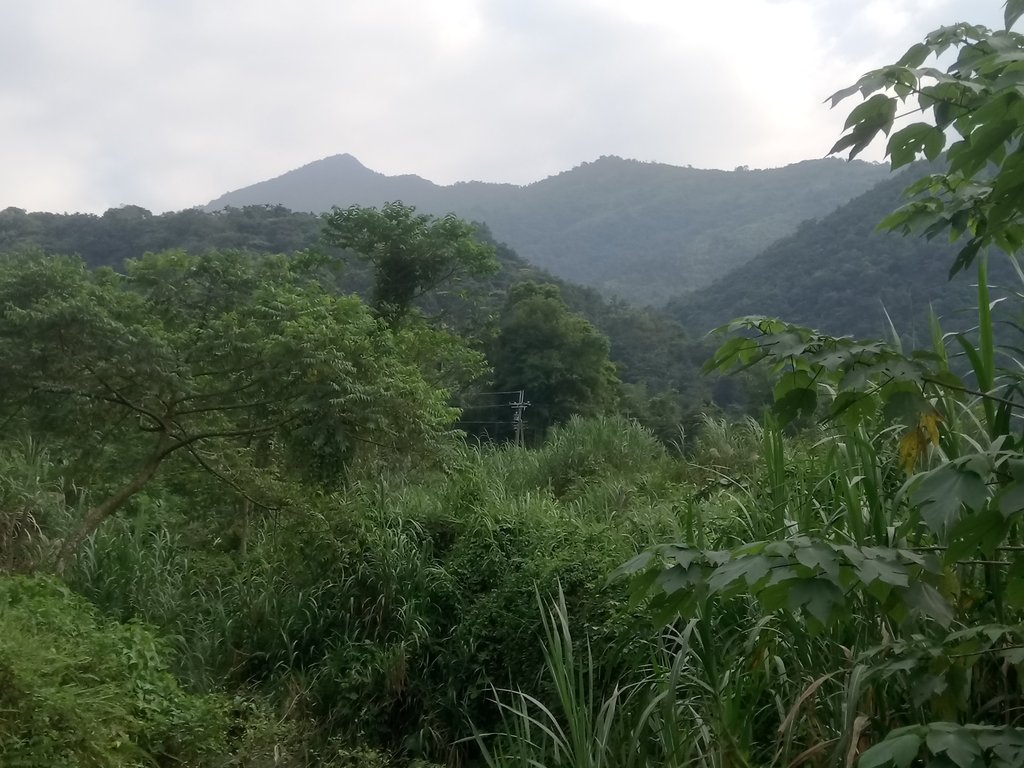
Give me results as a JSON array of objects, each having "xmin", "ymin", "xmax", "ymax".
[
  {"xmin": 920, "ymin": 408, "xmax": 942, "ymax": 446},
  {"xmin": 899, "ymin": 427, "xmax": 928, "ymax": 475},
  {"xmin": 899, "ymin": 410, "xmax": 943, "ymax": 475}
]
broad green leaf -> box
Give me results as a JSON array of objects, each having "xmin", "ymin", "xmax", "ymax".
[
  {"xmin": 948, "ymin": 240, "xmax": 983, "ymax": 278},
  {"xmin": 774, "ymin": 369, "xmax": 813, "ymax": 397},
  {"xmin": 707, "ymin": 555, "xmax": 774, "ymax": 593},
  {"xmin": 831, "ymin": 390, "xmax": 878, "ymax": 429},
  {"xmin": 910, "ymin": 464, "xmax": 989, "ymax": 537},
  {"xmin": 828, "ymin": 81, "xmax": 863, "ymax": 107},
  {"xmin": 741, "ymin": 555, "xmax": 772, "ymax": 586},
  {"xmin": 668, "ymin": 546, "xmax": 701, "ymax": 569},
  {"xmin": 854, "ymin": 554, "xmax": 910, "ymax": 588},
  {"xmin": 997, "ymin": 481, "xmax": 1024, "ymax": 518},
  {"xmin": 757, "ymin": 581, "xmax": 792, "ymax": 614},
  {"xmin": 794, "ymin": 541, "xmax": 841, "ymax": 581},
  {"xmin": 1007, "ymin": 0, "xmax": 1024, "ymax": 30},
  {"xmin": 887, "ymin": 123, "xmax": 947, "ymax": 167},
  {"xmin": 905, "ymin": 581, "xmax": 955, "ymax": 627},
  {"xmin": 858, "ymin": 731, "xmax": 923, "ymax": 768},
  {"xmin": 949, "ymin": 118, "xmax": 1018, "ymax": 177},
  {"xmin": 703, "ymin": 336, "xmax": 761, "ymax": 374},
  {"xmin": 1006, "ymin": 557, "xmax": 1024, "ymax": 609},
  {"xmin": 655, "ymin": 564, "xmax": 700, "ymax": 595},
  {"xmin": 763, "ymin": 540, "xmax": 795, "ymax": 558},
  {"xmin": 774, "ymin": 384, "xmax": 817, "ymax": 426},
  {"xmin": 787, "ymin": 578, "xmax": 845, "ymax": 625},
  {"xmin": 613, "ymin": 550, "xmax": 652, "ymax": 577},
  {"xmin": 882, "ymin": 383, "xmax": 928, "ymax": 425},
  {"xmin": 947, "ymin": 508, "xmax": 1010, "ymax": 561},
  {"xmin": 833, "ymin": 95, "xmax": 900, "ymax": 158},
  {"xmin": 926, "ymin": 727, "xmax": 983, "ymax": 767},
  {"xmin": 897, "ymin": 42, "xmax": 931, "ymax": 68},
  {"xmin": 844, "ymin": 93, "xmax": 898, "ymax": 131}
]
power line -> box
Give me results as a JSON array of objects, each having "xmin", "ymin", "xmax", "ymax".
[
  {"xmin": 510, "ymin": 390, "xmax": 530, "ymax": 447},
  {"xmin": 459, "ymin": 390, "xmax": 526, "ymax": 397}
]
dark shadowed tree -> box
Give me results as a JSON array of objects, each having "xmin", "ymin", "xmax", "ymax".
[
  {"xmin": 320, "ymin": 201, "xmax": 498, "ymax": 325},
  {"xmin": 489, "ymin": 282, "xmax": 621, "ymax": 436}
]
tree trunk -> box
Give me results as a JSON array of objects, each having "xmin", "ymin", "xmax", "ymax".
[
  {"xmin": 54, "ymin": 438, "xmax": 171, "ymax": 574},
  {"xmin": 237, "ymin": 497, "xmax": 251, "ymax": 557}
]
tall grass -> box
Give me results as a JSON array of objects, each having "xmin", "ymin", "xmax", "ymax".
[
  {"xmin": 0, "ymin": 439, "xmax": 71, "ymax": 573},
  {"xmin": 60, "ymin": 417, "xmax": 690, "ymax": 764}
]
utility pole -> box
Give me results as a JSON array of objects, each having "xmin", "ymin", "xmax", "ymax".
[{"xmin": 509, "ymin": 390, "xmax": 530, "ymax": 447}]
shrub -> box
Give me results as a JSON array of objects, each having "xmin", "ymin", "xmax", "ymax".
[{"xmin": 0, "ymin": 574, "xmax": 229, "ymax": 765}]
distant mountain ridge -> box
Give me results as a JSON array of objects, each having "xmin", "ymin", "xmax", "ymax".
[
  {"xmin": 668, "ymin": 166, "xmax": 1017, "ymax": 340},
  {"xmin": 205, "ymin": 154, "xmax": 890, "ymax": 304}
]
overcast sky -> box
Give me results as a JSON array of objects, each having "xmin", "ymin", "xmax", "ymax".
[{"xmin": 0, "ymin": 0, "xmax": 1004, "ymax": 214}]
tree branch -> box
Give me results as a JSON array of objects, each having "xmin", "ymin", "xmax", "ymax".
[{"xmin": 183, "ymin": 444, "xmax": 279, "ymax": 513}]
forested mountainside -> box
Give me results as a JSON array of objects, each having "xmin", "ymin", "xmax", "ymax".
[
  {"xmin": 7, "ymin": 7, "xmax": 1024, "ymax": 768},
  {"xmin": 0, "ymin": 204, "xmax": 721, "ymax": 434},
  {"xmin": 204, "ymin": 153, "xmax": 889, "ymax": 304},
  {"xmin": 0, "ymin": 204, "xmax": 324, "ymax": 268},
  {"xmin": 668, "ymin": 166, "xmax": 1019, "ymax": 340}
]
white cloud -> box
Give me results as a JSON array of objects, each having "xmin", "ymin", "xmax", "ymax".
[{"xmin": 0, "ymin": 0, "xmax": 1005, "ymax": 213}]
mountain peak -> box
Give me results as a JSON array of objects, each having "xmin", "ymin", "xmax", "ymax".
[
  {"xmin": 204, "ymin": 155, "xmax": 890, "ymax": 303},
  {"xmin": 320, "ymin": 153, "xmax": 371, "ymax": 170},
  {"xmin": 205, "ymin": 153, "xmax": 435, "ymax": 212}
]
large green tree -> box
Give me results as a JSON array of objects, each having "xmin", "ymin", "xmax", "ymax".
[
  {"xmin": 0, "ymin": 250, "xmax": 456, "ymax": 570},
  {"xmin": 489, "ymin": 282, "xmax": 620, "ymax": 435},
  {"xmin": 321, "ymin": 201, "xmax": 498, "ymax": 325}
]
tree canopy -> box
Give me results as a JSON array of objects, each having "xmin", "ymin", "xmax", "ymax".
[
  {"xmin": 321, "ymin": 201, "xmax": 498, "ymax": 324},
  {"xmin": 0, "ymin": 250, "xmax": 456, "ymax": 569},
  {"xmin": 489, "ymin": 282, "xmax": 621, "ymax": 435}
]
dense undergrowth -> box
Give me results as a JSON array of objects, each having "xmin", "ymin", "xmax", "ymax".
[
  {"xmin": 6, "ymin": 11, "xmax": 1024, "ymax": 766},
  {"xmin": 12, "ymin": 392, "xmax": 1004, "ymax": 767},
  {"xmin": 4, "ymin": 346, "xmax": 1024, "ymax": 766},
  {"xmin": 70, "ymin": 418, "xmax": 685, "ymax": 758},
  {"xmin": 0, "ymin": 414, "xmax": 764, "ymax": 765}
]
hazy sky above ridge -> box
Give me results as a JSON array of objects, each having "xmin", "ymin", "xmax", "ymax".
[{"xmin": 0, "ymin": 0, "xmax": 1004, "ymax": 213}]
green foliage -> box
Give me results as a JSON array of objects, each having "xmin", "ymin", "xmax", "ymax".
[
  {"xmin": 0, "ymin": 203, "xmax": 323, "ymax": 270},
  {"xmin": 858, "ymin": 723, "xmax": 1024, "ymax": 768},
  {"xmin": 617, "ymin": 10, "xmax": 1024, "ymax": 768},
  {"xmin": 1, "ymin": 204, "xmax": 723, "ymax": 436},
  {"xmin": 205, "ymin": 152, "xmax": 888, "ymax": 304},
  {"xmin": 667, "ymin": 166, "xmax": 1021, "ymax": 340},
  {"xmin": 828, "ymin": 19, "xmax": 1024, "ymax": 275},
  {"xmin": 617, "ymin": 538, "xmax": 952, "ymax": 631},
  {"xmin": 0, "ymin": 440, "xmax": 65, "ymax": 573},
  {"xmin": 60, "ymin": 416, "xmax": 682, "ymax": 765},
  {"xmin": 321, "ymin": 201, "xmax": 498, "ymax": 323},
  {"xmin": 490, "ymin": 283, "xmax": 622, "ymax": 435},
  {"xmin": 0, "ymin": 250, "xmax": 457, "ymax": 567},
  {"xmin": 475, "ymin": 587, "xmax": 650, "ymax": 768},
  {"xmin": 0, "ymin": 574, "xmax": 228, "ymax": 765}
]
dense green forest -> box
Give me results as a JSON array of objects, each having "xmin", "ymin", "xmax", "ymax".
[
  {"xmin": 0, "ymin": 202, "xmax": 730, "ymax": 440},
  {"xmin": 4, "ymin": 8, "xmax": 1024, "ymax": 768},
  {"xmin": 669, "ymin": 165, "xmax": 1019, "ymax": 340},
  {"xmin": 204, "ymin": 153, "xmax": 888, "ymax": 304}
]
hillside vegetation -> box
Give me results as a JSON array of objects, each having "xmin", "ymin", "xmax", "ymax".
[
  {"xmin": 206, "ymin": 154, "xmax": 888, "ymax": 303},
  {"xmin": 669, "ymin": 166, "xmax": 1018, "ymax": 340},
  {"xmin": 0, "ymin": 203, "xmax": 727, "ymax": 442},
  {"xmin": 4, "ymin": 8, "xmax": 1024, "ymax": 767}
]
